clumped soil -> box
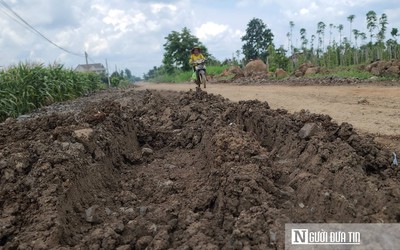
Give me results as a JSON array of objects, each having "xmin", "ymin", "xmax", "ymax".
[{"xmin": 1, "ymin": 87, "xmax": 399, "ymax": 249}]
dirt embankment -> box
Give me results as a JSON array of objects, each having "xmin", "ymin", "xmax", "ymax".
[
  {"xmin": 217, "ymin": 59, "xmax": 400, "ymax": 86},
  {"xmin": 138, "ymin": 83, "xmax": 400, "ymax": 148},
  {"xmin": 1, "ymin": 88, "xmax": 399, "ymax": 249}
]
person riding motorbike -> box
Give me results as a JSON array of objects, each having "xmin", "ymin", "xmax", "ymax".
[
  {"xmin": 189, "ymin": 47, "xmax": 206, "ymax": 83},
  {"xmin": 189, "ymin": 47, "xmax": 205, "ymax": 65}
]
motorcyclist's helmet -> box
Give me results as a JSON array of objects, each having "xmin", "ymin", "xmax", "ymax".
[{"xmin": 191, "ymin": 47, "xmax": 201, "ymax": 54}]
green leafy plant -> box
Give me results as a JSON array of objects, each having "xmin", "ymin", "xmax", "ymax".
[
  {"xmin": 147, "ymin": 65, "xmax": 229, "ymax": 83},
  {"xmin": 0, "ymin": 62, "xmax": 104, "ymax": 121}
]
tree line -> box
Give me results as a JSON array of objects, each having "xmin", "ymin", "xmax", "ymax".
[
  {"xmin": 109, "ymin": 68, "xmax": 141, "ymax": 86},
  {"xmin": 144, "ymin": 10, "xmax": 400, "ymax": 79},
  {"xmin": 286, "ymin": 10, "xmax": 400, "ymax": 70}
]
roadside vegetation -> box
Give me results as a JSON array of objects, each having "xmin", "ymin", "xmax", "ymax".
[
  {"xmin": 147, "ymin": 63, "xmax": 391, "ymax": 83},
  {"xmin": 308, "ymin": 65, "xmax": 375, "ymax": 79},
  {"xmin": 0, "ymin": 63, "xmax": 104, "ymax": 122},
  {"xmin": 146, "ymin": 64, "xmax": 229, "ymax": 83},
  {"xmin": 144, "ymin": 10, "xmax": 400, "ymax": 82}
]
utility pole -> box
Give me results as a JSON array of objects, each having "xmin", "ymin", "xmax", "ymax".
[
  {"xmin": 85, "ymin": 51, "xmax": 89, "ymax": 65},
  {"xmin": 105, "ymin": 59, "xmax": 111, "ymax": 87}
]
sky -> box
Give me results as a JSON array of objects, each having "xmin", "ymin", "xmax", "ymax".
[{"xmin": 0, "ymin": 0, "xmax": 399, "ymax": 77}]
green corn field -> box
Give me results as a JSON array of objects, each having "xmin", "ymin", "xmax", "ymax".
[{"xmin": 0, "ymin": 63, "xmax": 104, "ymax": 122}]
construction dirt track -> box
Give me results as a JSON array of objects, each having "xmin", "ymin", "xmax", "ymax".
[{"xmin": 1, "ymin": 81, "xmax": 399, "ymax": 249}]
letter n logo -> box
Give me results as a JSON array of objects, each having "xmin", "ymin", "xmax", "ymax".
[{"xmin": 292, "ymin": 229, "xmax": 308, "ymax": 244}]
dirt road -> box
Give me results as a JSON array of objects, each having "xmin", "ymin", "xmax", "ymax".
[{"xmin": 138, "ymin": 83, "xmax": 400, "ymax": 148}]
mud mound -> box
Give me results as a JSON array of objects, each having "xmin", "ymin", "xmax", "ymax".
[
  {"xmin": 243, "ymin": 59, "xmax": 268, "ymax": 77},
  {"xmin": 229, "ymin": 75, "xmax": 400, "ymax": 86},
  {"xmin": 1, "ymin": 88, "xmax": 399, "ymax": 249},
  {"xmin": 218, "ymin": 60, "xmax": 400, "ymax": 86},
  {"xmin": 366, "ymin": 60, "xmax": 400, "ymax": 77},
  {"xmin": 219, "ymin": 66, "xmax": 243, "ymax": 77}
]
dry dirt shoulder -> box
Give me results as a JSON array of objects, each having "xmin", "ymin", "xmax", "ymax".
[{"xmin": 137, "ymin": 82, "xmax": 400, "ymax": 150}]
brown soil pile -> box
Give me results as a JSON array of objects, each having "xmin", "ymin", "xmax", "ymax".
[
  {"xmin": 215, "ymin": 60, "xmax": 400, "ymax": 86},
  {"xmin": 228, "ymin": 75, "xmax": 400, "ymax": 86},
  {"xmin": 1, "ymin": 88, "xmax": 399, "ymax": 249},
  {"xmin": 366, "ymin": 60, "xmax": 400, "ymax": 77}
]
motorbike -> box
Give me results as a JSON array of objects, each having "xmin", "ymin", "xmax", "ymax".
[{"xmin": 193, "ymin": 59, "xmax": 207, "ymax": 88}]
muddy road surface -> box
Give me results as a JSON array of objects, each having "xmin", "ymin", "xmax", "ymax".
[{"xmin": 1, "ymin": 86, "xmax": 399, "ymax": 249}]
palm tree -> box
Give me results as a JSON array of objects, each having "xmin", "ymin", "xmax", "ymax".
[
  {"xmin": 310, "ymin": 34, "xmax": 316, "ymax": 63},
  {"xmin": 377, "ymin": 13, "xmax": 388, "ymax": 43},
  {"xmin": 300, "ymin": 28, "xmax": 307, "ymax": 50},
  {"xmin": 390, "ymin": 28, "xmax": 398, "ymax": 59},
  {"xmin": 329, "ymin": 23, "xmax": 334, "ymax": 46},
  {"xmin": 359, "ymin": 32, "xmax": 368, "ymax": 62},
  {"xmin": 337, "ymin": 24, "xmax": 344, "ymax": 66},
  {"xmin": 337, "ymin": 24, "xmax": 344, "ymax": 45},
  {"xmin": 353, "ymin": 29, "xmax": 360, "ymax": 48},
  {"xmin": 377, "ymin": 13, "xmax": 388, "ymax": 59},
  {"xmin": 353, "ymin": 29, "xmax": 360, "ymax": 63},
  {"xmin": 359, "ymin": 32, "xmax": 367, "ymax": 46},
  {"xmin": 391, "ymin": 28, "xmax": 399, "ymax": 42},
  {"xmin": 317, "ymin": 22, "xmax": 326, "ymax": 51},
  {"xmin": 289, "ymin": 21, "xmax": 295, "ymax": 54},
  {"xmin": 366, "ymin": 10, "xmax": 377, "ymax": 43},
  {"xmin": 347, "ymin": 15, "xmax": 355, "ymax": 45}
]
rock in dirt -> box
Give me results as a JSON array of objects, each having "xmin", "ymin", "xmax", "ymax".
[
  {"xmin": 116, "ymin": 245, "xmax": 131, "ymax": 250},
  {"xmin": 275, "ymin": 68, "xmax": 287, "ymax": 77},
  {"xmin": 366, "ymin": 60, "xmax": 400, "ymax": 77},
  {"xmin": 136, "ymin": 236, "xmax": 153, "ymax": 249},
  {"xmin": 139, "ymin": 206, "xmax": 148, "ymax": 216},
  {"xmin": 243, "ymin": 59, "xmax": 268, "ymax": 76},
  {"xmin": 85, "ymin": 205, "xmax": 101, "ymax": 223},
  {"xmin": 74, "ymin": 128, "xmax": 94, "ymax": 139},
  {"xmin": 298, "ymin": 123, "xmax": 319, "ymax": 139},
  {"xmin": 358, "ymin": 98, "xmax": 370, "ymax": 105},
  {"xmin": 141, "ymin": 147, "xmax": 154, "ymax": 156},
  {"xmin": 304, "ymin": 67, "xmax": 320, "ymax": 76}
]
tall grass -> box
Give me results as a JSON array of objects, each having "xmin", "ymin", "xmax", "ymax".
[
  {"xmin": 150, "ymin": 65, "xmax": 229, "ymax": 83},
  {"xmin": 0, "ymin": 63, "xmax": 103, "ymax": 121},
  {"xmin": 309, "ymin": 65, "xmax": 376, "ymax": 79},
  {"xmin": 151, "ymin": 71, "xmax": 193, "ymax": 83}
]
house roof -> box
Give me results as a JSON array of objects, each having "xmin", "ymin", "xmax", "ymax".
[{"xmin": 75, "ymin": 63, "xmax": 106, "ymax": 71}]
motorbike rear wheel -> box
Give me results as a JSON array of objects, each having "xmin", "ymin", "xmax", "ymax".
[{"xmin": 199, "ymin": 71, "xmax": 206, "ymax": 88}]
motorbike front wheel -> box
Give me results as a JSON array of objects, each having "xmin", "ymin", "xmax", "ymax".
[{"xmin": 199, "ymin": 71, "xmax": 206, "ymax": 88}]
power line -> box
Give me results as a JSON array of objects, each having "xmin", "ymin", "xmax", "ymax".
[
  {"xmin": 0, "ymin": 0, "xmax": 83, "ymax": 57},
  {"xmin": 0, "ymin": 4, "xmax": 27, "ymax": 28}
]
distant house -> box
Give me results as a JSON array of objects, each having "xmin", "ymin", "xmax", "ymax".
[{"xmin": 75, "ymin": 63, "xmax": 106, "ymax": 74}]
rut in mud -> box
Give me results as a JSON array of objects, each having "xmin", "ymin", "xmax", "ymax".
[{"xmin": 1, "ymin": 88, "xmax": 399, "ymax": 249}]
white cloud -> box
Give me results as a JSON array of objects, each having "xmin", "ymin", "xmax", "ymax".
[
  {"xmin": 194, "ymin": 22, "xmax": 245, "ymax": 60},
  {"xmin": 195, "ymin": 22, "xmax": 228, "ymax": 41},
  {"xmin": 150, "ymin": 3, "xmax": 177, "ymax": 14},
  {"xmin": 91, "ymin": 4, "xmax": 108, "ymax": 15},
  {"xmin": 84, "ymin": 35, "xmax": 109, "ymax": 55},
  {"xmin": 1, "ymin": 26, "xmax": 27, "ymax": 46},
  {"xmin": 299, "ymin": 8, "xmax": 309, "ymax": 15}
]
